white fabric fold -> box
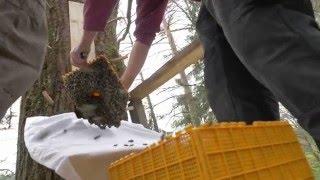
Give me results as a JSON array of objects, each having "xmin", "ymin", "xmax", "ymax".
[{"xmin": 24, "ymin": 112, "xmax": 161, "ymax": 180}]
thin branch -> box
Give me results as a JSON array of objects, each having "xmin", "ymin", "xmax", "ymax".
[
  {"xmin": 107, "ymin": 17, "xmax": 125, "ymax": 25},
  {"xmin": 151, "ymin": 36, "xmax": 169, "ymax": 45},
  {"xmin": 158, "ymin": 103, "xmax": 181, "ymax": 120},
  {"xmin": 110, "ymin": 54, "xmax": 128, "ymax": 62},
  {"xmin": 156, "ymin": 85, "xmax": 181, "ymax": 95},
  {"xmin": 117, "ymin": 0, "xmax": 133, "ymax": 45},
  {"xmin": 42, "ymin": 91, "xmax": 54, "ymax": 105},
  {"xmin": 152, "ymin": 95, "xmax": 180, "ymax": 108},
  {"xmin": 170, "ymin": 27, "xmax": 193, "ymax": 33},
  {"xmin": 171, "ymin": 0, "xmax": 194, "ymax": 23}
]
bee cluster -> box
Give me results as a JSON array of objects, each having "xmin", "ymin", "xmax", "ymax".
[{"xmin": 64, "ymin": 56, "xmax": 129, "ymax": 129}]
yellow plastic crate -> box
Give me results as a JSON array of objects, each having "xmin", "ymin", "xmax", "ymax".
[{"xmin": 108, "ymin": 121, "xmax": 314, "ymax": 180}]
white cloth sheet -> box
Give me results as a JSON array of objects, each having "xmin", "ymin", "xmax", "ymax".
[{"xmin": 24, "ymin": 112, "xmax": 161, "ymax": 180}]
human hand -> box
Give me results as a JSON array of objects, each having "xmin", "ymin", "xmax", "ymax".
[{"xmin": 70, "ymin": 45, "xmax": 90, "ymax": 68}]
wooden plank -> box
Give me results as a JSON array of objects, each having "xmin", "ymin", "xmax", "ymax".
[
  {"xmin": 69, "ymin": 0, "xmax": 84, "ymax": 3},
  {"xmin": 69, "ymin": 1, "xmax": 95, "ymax": 70},
  {"xmin": 130, "ymin": 40, "xmax": 204, "ymax": 100}
]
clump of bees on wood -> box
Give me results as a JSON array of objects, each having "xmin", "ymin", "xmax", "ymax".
[{"xmin": 64, "ymin": 56, "xmax": 129, "ymax": 129}]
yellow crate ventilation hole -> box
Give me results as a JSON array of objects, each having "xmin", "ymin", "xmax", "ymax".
[{"xmin": 108, "ymin": 121, "xmax": 314, "ymax": 180}]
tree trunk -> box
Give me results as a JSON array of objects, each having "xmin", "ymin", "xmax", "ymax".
[
  {"xmin": 162, "ymin": 19, "xmax": 199, "ymax": 126},
  {"xmin": 94, "ymin": 3, "xmax": 125, "ymax": 74},
  {"xmin": 16, "ymin": 1, "xmax": 127, "ymax": 178},
  {"xmin": 16, "ymin": 1, "xmax": 73, "ymax": 179},
  {"xmin": 140, "ymin": 73, "xmax": 159, "ymax": 132}
]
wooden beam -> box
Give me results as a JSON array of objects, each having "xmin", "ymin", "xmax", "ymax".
[
  {"xmin": 69, "ymin": 0, "xmax": 84, "ymax": 3},
  {"xmin": 130, "ymin": 40, "xmax": 204, "ymax": 100},
  {"xmin": 69, "ymin": 1, "xmax": 96, "ymax": 67}
]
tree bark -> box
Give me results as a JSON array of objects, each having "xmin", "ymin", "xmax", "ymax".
[
  {"xmin": 16, "ymin": 1, "xmax": 73, "ymax": 179},
  {"xmin": 94, "ymin": 3, "xmax": 125, "ymax": 74},
  {"xmin": 16, "ymin": 1, "xmax": 126, "ymax": 178},
  {"xmin": 140, "ymin": 73, "xmax": 159, "ymax": 132}
]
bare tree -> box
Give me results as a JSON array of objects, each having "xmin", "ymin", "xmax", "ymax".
[
  {"xmin": 140, "ymin": 73, "xmax": 159, "ymax": 132},
  {"xmin": 162, "ymin": 18, "xmax": 199, "ymax": 125}
]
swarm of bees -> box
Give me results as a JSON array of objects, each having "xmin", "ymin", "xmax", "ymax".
[{"xmin": 64, "ymin": 56, "xmax": 129, "ymax": 128}]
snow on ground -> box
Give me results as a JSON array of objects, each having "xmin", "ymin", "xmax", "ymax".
[{"xmin": 0, "ymin": 99, "xmax": 20, "ymax": 172}]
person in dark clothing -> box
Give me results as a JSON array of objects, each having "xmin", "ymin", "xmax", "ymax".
[{"xmin": 196, "ymin": 0, "xmax": 320, "ymax": 147}]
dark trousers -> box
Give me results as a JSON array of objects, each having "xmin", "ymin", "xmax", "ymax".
[{"xmin": 196, "ymin": 0, "xmax": 320, "ymax": 146}]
